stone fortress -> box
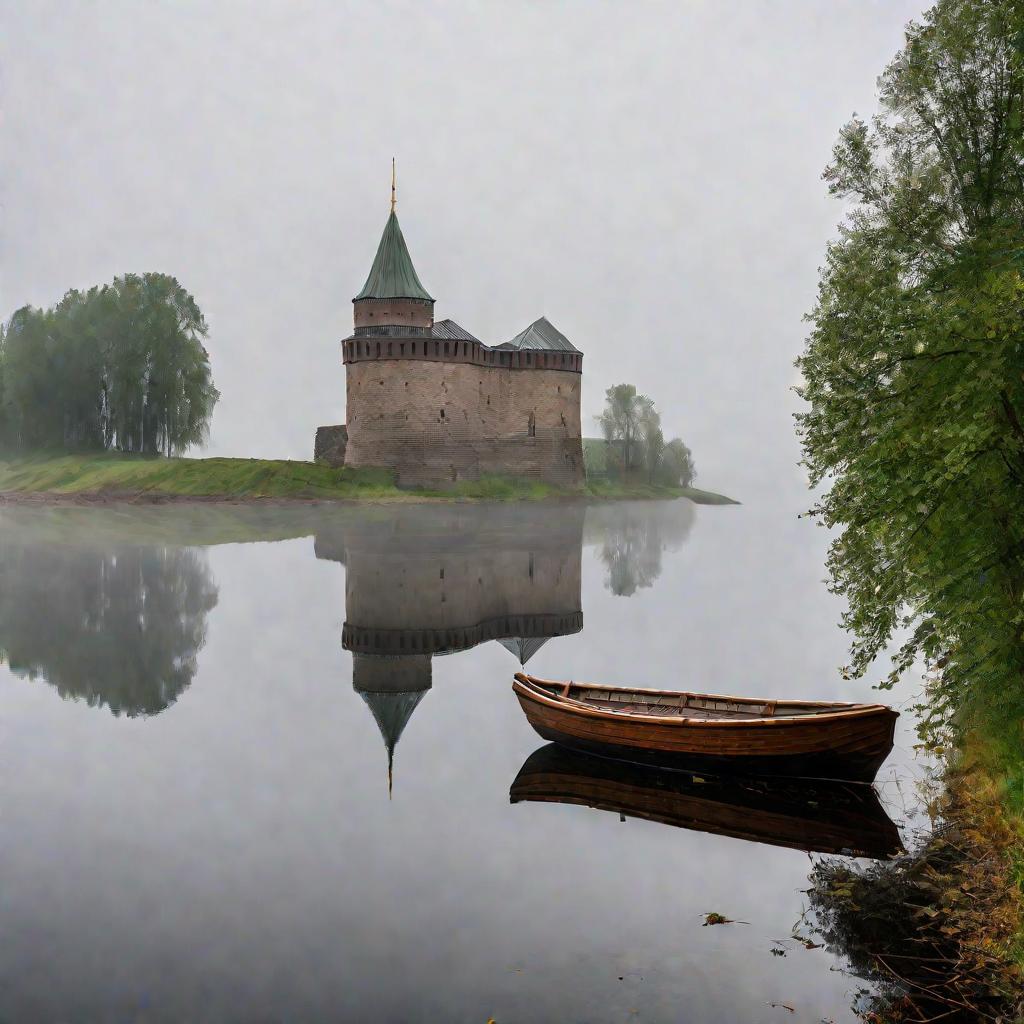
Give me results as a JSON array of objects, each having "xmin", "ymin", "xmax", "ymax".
[{"xmin": 315, "ymin": 181, "xmax": 584, "ymax": 487}]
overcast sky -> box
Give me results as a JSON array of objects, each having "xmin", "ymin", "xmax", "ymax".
[{"xmin": 2, "ymin": 0, "xmax": 926, "ymax": 499}]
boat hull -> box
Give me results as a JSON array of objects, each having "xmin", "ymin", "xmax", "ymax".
[{"xmin": 514, "ymin": 683, "xmax": 898, "ymax": 784}]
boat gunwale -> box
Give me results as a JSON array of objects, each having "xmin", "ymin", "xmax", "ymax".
[{"xmin": 512, "ymin": 673, "xmax": 896, "ymax": 729}]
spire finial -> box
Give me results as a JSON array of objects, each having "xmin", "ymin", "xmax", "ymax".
[{"xmin": 391, "ymin": 158, "xmax": 396, "ymax": 213}]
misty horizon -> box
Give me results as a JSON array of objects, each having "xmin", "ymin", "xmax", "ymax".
[{"xmin": 3, "ymin": 0, "xmax": 927, "ymax": 499}]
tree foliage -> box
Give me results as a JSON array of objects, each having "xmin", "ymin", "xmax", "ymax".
[
  {"xmin": 0, "ymin": 273, "xmax": 218, "ymax": 455},
  {"xmin": 596, "ymin": 384, "xmax": 695, "ymax": 486},
  {"xmin": 796, "ymin": 0, "xmax": 1024, "ymax": 737}
]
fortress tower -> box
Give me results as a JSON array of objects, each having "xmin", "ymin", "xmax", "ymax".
[{"xmin": 316, "ymin": 176, "xmax": 585, "ymax": 488}]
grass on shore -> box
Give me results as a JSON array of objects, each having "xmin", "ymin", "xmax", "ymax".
[{"xmin": 0, "ymin": 453, "xmax": 739, "ymax": 504}]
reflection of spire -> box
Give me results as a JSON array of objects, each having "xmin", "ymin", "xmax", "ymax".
[
  {"xmin": 353, "ymin": 654, "xmax": 432, "ymax": 796},
  {"xmin": 359, "ymin": 688, "xmax": 428, "ymax": 796},
  {"xmin": 497, "ymin": 636, "xmax": 550, "ymax": 666}
]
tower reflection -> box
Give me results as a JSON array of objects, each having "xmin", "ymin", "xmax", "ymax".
[{"xmin": 315, "ymin": 504, "xmax": 585, "ymax": 780}]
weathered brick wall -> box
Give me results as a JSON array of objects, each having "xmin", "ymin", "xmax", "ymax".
[
  {"xmin": 353, "ymin": 297, "xmax": 433, "ymax": 330},
  {"xmin": 344, "ymin": 360, "xmax": 584, "ymax": 487}
]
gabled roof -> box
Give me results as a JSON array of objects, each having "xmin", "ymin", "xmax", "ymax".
[
  {"xmin": 495, "ymin": 316, "xmax": 579, "ymax": 354},
  {"xmin": 432, "ymin": 319, "xmax": 481, "ymax": 343},
  {"xmin": 355, "ymin": 210, "xmax": 434, "ymax": 302}
]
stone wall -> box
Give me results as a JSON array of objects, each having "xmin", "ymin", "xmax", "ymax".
[
  {"xmin": 314, "ymin": 424, "xmax": 348, "ymax": 467},
  {"xmin": 353, "ymin": 297, "xmax": 433, "ymax": 331},
  {"xmin": 344, "ymin": 360, "xmax": 583, "ymax": 487}
]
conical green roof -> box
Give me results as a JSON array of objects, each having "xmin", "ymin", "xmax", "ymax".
[{"xmin": 354, "ymin": 210, "xmax": 433, "ymax": 301}]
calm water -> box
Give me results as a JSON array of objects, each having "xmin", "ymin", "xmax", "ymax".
[{"xmin": 0, "ymin": 499, "xmax": 926, "ymax": 1023}]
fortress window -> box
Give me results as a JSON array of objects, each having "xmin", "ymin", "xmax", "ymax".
[
  {"xmin": 463, "ymin": 343, "xmax": 468, "ymax": 357},
  {"xmin": 435, "ymin": 341, "xmax": 440, "ymax": 355},
  {"xmin": 388, "ymin": 343, "xmax": 393, "ymax": 356},
  {"xmin": 400, "ymin": 343, "xmax": 405, "ymax": 355},
  {"xmin": 444, "ymin": 342, "xmax": 450, "ymax": 356},
  {"xmin": 440, "ymin": 408, "xmax": 445, "ymax": 420},
  {"xmin": 376, "ymin": 342, "xmax": 381, "ymax": 357}
]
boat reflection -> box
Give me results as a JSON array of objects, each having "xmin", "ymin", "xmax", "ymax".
[{"xmin": 510, "ymin": 743, "xmax": 903, "ymax": 859}]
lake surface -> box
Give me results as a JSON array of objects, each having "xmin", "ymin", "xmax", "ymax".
[{"xmin": 0, "ymin": 499, "xmax": 927, "ymax": 1023}]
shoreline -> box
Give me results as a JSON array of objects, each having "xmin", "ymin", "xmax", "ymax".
[
  {"xmin": 0, "ymin": 454, "xmax": 739, "ymax": 508},
  {"xmin": 0, "ymin": 488, "xmax": 730, "ymax": 508}
]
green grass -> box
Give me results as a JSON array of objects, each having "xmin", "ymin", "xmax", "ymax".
[
  {"xmin": 584, "ymin": 478, "xmax": 739, "ymax": 504},
  {"xmin": 0, "ymin": 453, "xmax": 399, "ymax": 500},
  {"xmin": 0, "ymin": 452, "xmax": 740, "ymax": 505}
]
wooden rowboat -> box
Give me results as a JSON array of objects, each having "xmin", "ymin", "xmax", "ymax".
[
  {"xmin": 512, "ymin": 673, "xmax": 899, "ymax": 783},
  {"xmin": 511, "ymin": 744, "xmax": 902, "ymax": 858}
]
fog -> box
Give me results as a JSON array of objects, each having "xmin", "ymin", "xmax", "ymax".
[{"xmin": 2, "ymin": 0, "xmax": 925, "ymax": 498}]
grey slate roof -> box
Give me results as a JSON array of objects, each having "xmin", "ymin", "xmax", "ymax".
[
  {"xmin": 495, "ymin": 316, "xmax": 579, "ymax": 354},
  {"xmin": 355, "ymin": 210, "xmax": 434, "ymax": 302},
  {"xmin": 432, "ymin": 319, "xmax": 481, "ymax": 343},
  {"xmin": 359, "ymin": 688, "xmax": 427, "ymax": 796},
  {"xmin": 497, "ymin": 636, "xmax": 550, "ymax": 666}
]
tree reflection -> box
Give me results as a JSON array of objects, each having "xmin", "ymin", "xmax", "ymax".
[
  {"xmin": 584, "ymin": 501, "xmax": 695, "ymax": 596},
  {"xmin": 0, "ymin": 541, "xmax": 218, "ymax": 716}
]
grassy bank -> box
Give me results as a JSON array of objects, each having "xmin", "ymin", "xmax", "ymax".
[
  {"xmin": 809, "ymin": 756, "xmax": 1024, "ymax": 1021},
  {"xmin": 808, "ymin": 704, "xmax": 1024, "ymax": 1022},
  {"xmin": 0, "ymin": 453, "xmax": 739, "ymax": 505}
]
